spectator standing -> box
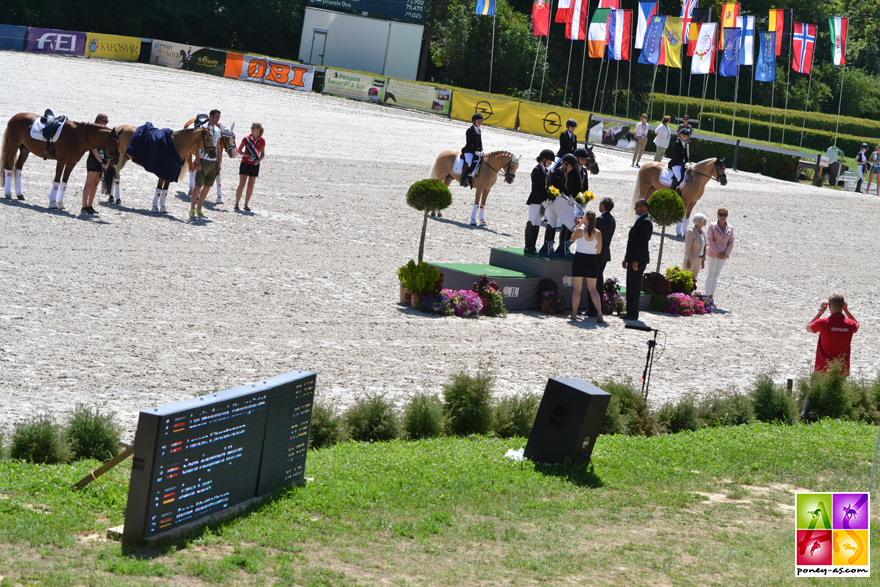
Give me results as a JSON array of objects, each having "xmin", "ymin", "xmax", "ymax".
[
  {"xmin": 704, "ymin": 207, "xmax": 734, "ymax": 300},
  {"xmin": 235, "ymin": 123, "xmax": 266, "ymax": 212},
  {"xmin": 570, "ymin": 211, "xmax": 604, "ymax": 323},
  {"xmin": 866, "ymin": 144, "xmax": 880, "ymax": 196},
  {"xmin": 682, "ymin": 212, "xmax": 707, "ymax": 281},
  {"xmin": 81, "ymin": 113, "xmax": 109, "ymax": 215},
  {"xmin": 190, "ymin": 109, "xmax": 223, "ymax": 218},
  {"xmin": 631, "ymin": 114, "xmax": 649, "ymax": 168},
  {"xmin": 807, "ymin": 292, "xmax": 859, "ymax": 374},
  {"xmin": 585, "ymin": 198, "xmax": 615, "ymax": 317},
  {"xmin": 653, "ymin": 116, "xmax": 672, "ymax": 162},
  {"xmin": 621, "ymin": 198, "xmax": 653, "ymax": 320},
  {"xmin": 854, "ymin": 143, "xmax": 868, "ymax": 193}
]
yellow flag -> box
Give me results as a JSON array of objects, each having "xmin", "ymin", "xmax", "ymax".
[{"xmin": 661, "ymin": 17, "xmax": 683, "ymax": 69}]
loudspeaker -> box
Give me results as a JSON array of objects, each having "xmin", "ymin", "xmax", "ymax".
[{"xmin": 524, "ymin": 378, "xmax": 611, "ymax": 465}]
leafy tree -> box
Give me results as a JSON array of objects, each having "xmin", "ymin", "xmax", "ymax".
[
  {"xmin": 647, "ymin": 190, "xmax": 685, "ymax": 272},
  {"xmin": 406, "ymin": 179, "xmax": 452, "ymax": 263}
]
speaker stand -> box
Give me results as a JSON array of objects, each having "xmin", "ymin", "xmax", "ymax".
[{"xmin": 641, "ymin": 329, "xmax": 660, "ymax": 401}]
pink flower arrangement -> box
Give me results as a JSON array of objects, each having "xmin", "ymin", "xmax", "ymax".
[{"xmin": 664, "ymin": 292, "xmax": 712, "ymax": 316}]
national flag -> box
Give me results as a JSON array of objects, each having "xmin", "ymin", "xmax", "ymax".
[
  {"xmin": 829, "ymin": 17, "xmax": 847, "ymax": 66},
  {"xmin": 755, "ymin": 31, "xmax": 776, "ymax": 82},
  {"xmin": 737, "ymin": 15, "xmax": 754, "ymax": 66},
  {"xmin": 599, "ymin": 0, "xmax": 620, "ymax": 7},
  {"xmin": 660, "ymin": 16, "xmax": 683, "ymax": 69},
  {"xmin": 719, "ymin": 2, "xmax": 739, "ymax": 49},
  {"xmin": 638, "ymin": 14, "xmax": 665, "ymax": 64},
  {"xmin": 792, "ymin": 23, "xmax": 816, "ymax": 74},
  {"xmin": 608, "ymin": 9, "xmax": 632, "ymax": 61},
  {"xmin": 475, "ymin": 0, "xmax": 495, "ymax": 16},
  {"xmin": 588, "ymin": 8, "xmax": 612, "ymax": 57},
  {"xmin": 681, "ymin": 0, "xmax": 698, "ymax": 44},
  {"xmin": 687, "ymin": 8, "xmax": 712, "ymax": 56},
  {"xmin": 532, "ymin": 0, "xmax": 551, "ymax": 37},
  {"xmin": 768, "ymin": 9, "xmax": 792, "ymax": 56},
  {"xmin": 566, "ymin": 0, "xmax": 590, "ymax": 40},
  {"xmin": 555, "ymin": 0, "xmax": 573, "ymax": 23},
  {"xmin": 719, "ymin": 27, "xmax": 741, "ymax": 77},
  {"xmin": 690, "ymin": 22, "xmax": 716, "ymax": 74},
  {"xmin": 635, "ymin": 2, "xmax": 658, "ymax": 49}
]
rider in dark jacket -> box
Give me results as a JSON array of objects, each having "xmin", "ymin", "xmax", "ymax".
[
  {"xmin": 525, "ymin": 149, "xmax": 555, "ymax": 255},
  {"xmin": 461, "ymin": 113, "xmax": 484, "ymax": 187},
  {"xmin": 668, "ymin": 127, "xmax": 691, "ymax": 191},
  {"xmin": 551, "ymin": 119, "xmax": 578, "ymax": 172}
]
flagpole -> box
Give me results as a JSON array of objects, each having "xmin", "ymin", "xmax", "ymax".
[
  {"xmin": 713, "ymin": 51, "xmax": 719, "ymax": 132},
  {"xmin": 747, "ymin": 64, "xmax": 754, "ymax": 138},
  {"xmin": 613, "ymin": 59, "xmax": 620, "ymax": 115},
  {"xmin": 834, "ymin": 64, "xmax": 845, "ymax": 146},
  {"xmin": 686, "ymin": 67, "xmax": 693, "ymax": 115},
  {"xmin": 698, "ymin": 70, "xmax": 709, "ymax": 122},
  {"xmin": 646, "ymin": 64, "xmax": 659, "ymax": 120},
  {"xmin": 599, "ymin": 47, "xmax": 611, "ymax": 113},
  {"xmin": 663, "ymin": 66, "xmax": 669, "ymax": 115},
  {"xmin": 529, "ymin": 40, "xmax": 541, "ymax": 100},
  {"xmin": 731, "ymin": 69, "xmax": 740, "ymax": 136},
  {"xmin": 768, "ymin": 75, "xmax": 776, "ymax": 141},
  {"xmin": 489, "ymin": 13, "xmax": 496, "ymax": 93},
  {"xmin": 800, "ymin": 69, "xmax": 813, "ymax": 148},
  {"xmin": 782, "ymin": 22, "xmax": 793, "ymax": 145},
  {"xmin": 626, "ymin": 29, "xmax": 633, "ymax": 119},
  {"xmin": 539, "ymin": 0, "xmax": 554, "ymax": 103},
  {"xmin": 576, "ymin": 0, "xmax": 591, "ymax": 110},
  {"xmin": 564, "ymin": 39, "xmax": 574, "ymax": 107},
  {"xmin": 592, "ymin": 55, "xmax": 605, "ymax": 112}
]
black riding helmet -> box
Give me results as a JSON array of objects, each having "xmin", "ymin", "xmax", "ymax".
[
  {"xmin": 566, "ymin": 119, "xmax": 578, "ymax": 128},
  {"xmin": 678, "ymin": 127, "xmax": 693, "ymax": 137},
  {"xmin": 472, "ymin": 113, "xmax": 484, "ymax": 122},
  {"xmin": 573, "ymin": 148, "xmax": 589, "ymax": 159},
  {"xmin": 537, "ymin": 148, "xmax": 555, "ymax": 162},
  {"xmin": 862, "ymin": 143, "xmax": 869, "ymax": 149},
  {"xmin": 561, "ymin": 153, "xmax": 578, "ymax": 168}
]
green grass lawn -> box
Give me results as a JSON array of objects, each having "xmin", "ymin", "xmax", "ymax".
[{"xmin": 1, "ymin": 420, "xmax": 878, "ymax": 586}]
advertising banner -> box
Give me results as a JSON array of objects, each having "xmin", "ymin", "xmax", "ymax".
[
  {"xmin": 183, "ymin": 48, "xmax": 226, "ymax": 76},
  {"xmin": 150, "ymin": 39, "xmax": 202, "ymax": 69},
  {"xmin": 26, "ymin": 28, "xmax": 85, "ymax": 56},
  {"xmin": 384, "ymin": 79, "xmax": 451, "ymax": 115},
  {"xmin": 518, "ymin": 103, "xmax": 591, "ymax": 140},
  {"xmin": 225, "ymin": 53, "xmax": 315, "ymax": 92},
  {"xmin": 0, "ymin": 24, "xmax": 27, "ymax": 52},
  {"xmin": 450, "ymin": 92, "xmax": 519, "ymax": 130},
  {"xmin": 85, "ymin": 33, "xmax": 141, "ymax": 61},
  {"xmin": 323, "ymin": 69, "xmax": 387, "ymax": 102}
]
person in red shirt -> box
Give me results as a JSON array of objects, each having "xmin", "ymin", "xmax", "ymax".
[
  {"xmin": 807, "ymin": 292, "xmax": 859, "ymax": 374},
  {"xmin": 234, "ymin": 123, "xmax": 266, "ymax": 212}
]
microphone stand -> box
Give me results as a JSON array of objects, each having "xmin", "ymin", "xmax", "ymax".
[{"xmin": 640, "ymin": 328, "xmax": 660, "ymax": 401}]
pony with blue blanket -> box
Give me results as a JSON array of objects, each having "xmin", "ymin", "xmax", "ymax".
[{"xmin": 103, "ymin": 123, "xmax": 234, "ymax": 213}]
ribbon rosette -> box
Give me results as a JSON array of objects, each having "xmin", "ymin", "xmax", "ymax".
[{"xmin": 573, "ymin": 191, "xmax": 595, "ymax": 207}]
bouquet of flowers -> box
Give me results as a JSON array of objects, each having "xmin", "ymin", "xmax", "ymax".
[
  {"xmin": 545, "ymin": 185, "xmax": 561, "ymax": 202},
  {"xmin": 447, "ymin": 290, "xmax": 483, "ymax": 317},
  {"xmin": 572, "ymin": 191, "xmax": 595, "ymax": 207}
]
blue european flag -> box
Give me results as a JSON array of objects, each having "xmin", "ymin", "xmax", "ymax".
[
  {"xmin": 756, "ymin": 31, "xmax": 776, "ymax": 82},
  {"xmin": 638, "ymin": 16, "xmax": 666, "ymax": 65},
  {"xmin": 475, "ymin": 0, "xmax": 495, "ymax": 16},
  {"xmin": 719, "ymin": 28, "xmax": 742, "ymax": 78}
]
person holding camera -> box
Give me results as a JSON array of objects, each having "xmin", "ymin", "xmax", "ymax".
[{"xmin": 807, "ymin": 292, "xmax": 859, "ymax": 374}]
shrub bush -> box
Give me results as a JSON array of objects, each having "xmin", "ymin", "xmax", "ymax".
[
  {"xmin": 492, "ymin": 392, "xmax": 540, "ymax": 438},
  {"xmin": 443, "ymin": 366, "xmax": 494, "ymax": 436},
  {"xmin": 797, "ymin": 362, "xmax": 853, "ymax": 423},
  {"xmin": 750, "ymin": 374, "xmax": 796, "ymax": 424},
  {"xmin": 697, "ymin": 391, "xmax": 754, "ymax": 427},
  {"xmin": 66, "ymin": 404, "xmax": 122, "ymax": 462},
  {"xmin": 402, "ymin": 392, "xmax": 445, "ymax": 440},
  {"xmin": 666, "ymin": 266, "xmax": 695, "ymax": 295},
  {"xmin": 848, "ymin": 376, "xmax": 880, "ymax": 424},
  {"xmin": 309, "ymin": 402, "xmax": 348, "ymax": 449},
  {"xmin": 597, "ymin": 378, "xmax": 657, "ymax": 436},
  {"xmin": 346, "ymin": 394, "xmax": 400, "ymax": 442},
  {"xmin": 657, "ymin": 396, "xmax": 703, "ymax": 433},
  {"xmin": 10, "ymin": 414, "xmax": 72, "ymax": 464},
  {"xmin": 641, "ymin": 272, "xmax": 670, "ymax": 296}
]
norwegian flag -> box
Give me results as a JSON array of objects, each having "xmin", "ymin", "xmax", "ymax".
[
  {"xmin": 681, "ymin": 0, "xmax": 698, "ymax": 44},
  {"xmin": 792, "ymin": 22, "xmax": 816, "ymax": 74}
]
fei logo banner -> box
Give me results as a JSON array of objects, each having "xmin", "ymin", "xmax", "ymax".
[
  {"xmin": 795, "ymin": 492, "xmax": 870, "ymax": 577},
  {"xmin": 26, "ymin": 28, "xmax": 85, "ymax": 56}
]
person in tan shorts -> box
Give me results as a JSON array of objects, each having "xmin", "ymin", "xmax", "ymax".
[{"xmin": 190, "ymin": 109, "xmax": 222, "ymax": 219}]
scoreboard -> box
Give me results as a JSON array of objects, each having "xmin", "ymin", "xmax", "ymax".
[
  {"xmin": 310, "ymin": 0, "xmax": 425, "ymax": 22},
  {"xmin": 123, "ymin": 371, "xmax": 315, "ymax": 539}
]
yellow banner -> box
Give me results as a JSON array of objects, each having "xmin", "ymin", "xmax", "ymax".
[
  {"xmin": 85, "ymin": 33, "xmax": 141, "ymax": 61},
  {"xmin": 518, "ymin": 103, "xmax": 591, "ymax": 140},
  {"xmin": 450, "ymin": 92, "xmax": 519, "ymax": 131}
]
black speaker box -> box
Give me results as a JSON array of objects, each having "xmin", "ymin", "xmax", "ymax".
[{"xmin": 524, "ymin": 378, "xmax": 611, "ymax": 465}]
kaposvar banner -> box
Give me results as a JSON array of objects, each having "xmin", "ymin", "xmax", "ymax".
[{"xmin": 85, "ymin": 33, "xmax": 140, "ymax": 61}]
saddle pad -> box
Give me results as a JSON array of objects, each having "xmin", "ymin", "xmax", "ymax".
[
  {"xmin": 658, "ymin": 168, "xmax": 673, "ymax": 187},
  {"xmin": 125, "ymin": 122, "xmax": 183, "ymax": 183},
  {"xmin": 29, "ymin": 120, "xmax": 64, "ymax": 143},
  {"xmin": 453, "ymin": 156, "xmax": 481, "ymax": 176}
]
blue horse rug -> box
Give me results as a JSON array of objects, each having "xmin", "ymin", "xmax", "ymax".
[{"xmin": 126, "ymin": 122, "xmax": 183, "ymax": 183}]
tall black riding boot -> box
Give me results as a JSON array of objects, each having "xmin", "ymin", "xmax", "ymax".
[
  {"xmin": 856, "ymin": 178, "xmax": 863, "ymax": 193},
  {"xmin": 460, "ymin": 163, "xmax": 470, "ymax": 187},
  {"xmin": 553, "ymin": 227, "xmax": 571, "ymax": 257},
  {"xmin": 538, "ymin": 227, "xmax": 556, "ymax": 258}
]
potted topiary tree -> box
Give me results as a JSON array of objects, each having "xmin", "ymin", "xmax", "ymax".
[
  {"xmin": 406, "ymin": 179, "xmax": 453, "ymax": 263},
  {"xmin": 647, "ymin": 189, "xmax": 685, "ymax": 272}
]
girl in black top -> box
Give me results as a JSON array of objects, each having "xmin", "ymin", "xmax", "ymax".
[
  {"xmin": 550, "ymin": 119, "xmax": 578, "ymax": 172},
  {"xmin": 525, "ymin": 149, "xmax": 555, "ymax": 255},
  {"xmin": 81, "ymin": 113, "xmax": 109, "ymax": 215}
]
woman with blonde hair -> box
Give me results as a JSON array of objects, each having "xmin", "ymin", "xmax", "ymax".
[
  {"xmin": 81, "ymin": 113, "xmax": 109, "ymax": 214},
  {"xmin": 653, "ymin": 115, "xmax": 672, "ymax": 162},
  {"xmin": 569, "ymin": 210, "xmax": 604, "ymax": 323},
  {"xmin": 235, "ymin": 122, "xmax": 265, "ymax": 211},
  {"xmin": 705, "ymin": 208, "xmax": 735, "ymax": 300},
  {"xmin": 682, "ymin": 212, "xmax": 708, "ymax": 281}
]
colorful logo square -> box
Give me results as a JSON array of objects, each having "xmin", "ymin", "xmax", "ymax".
[
  {"xmin": 796, "ymin": 492, "xmax": 870, "ymax": 577},
  {"xmin": 797, "ymin": 530, "xmax": 832, "ymax": 565},
  {"xmin": 832, "ymin": 493, "xmax": 870, "ymax": 530},
  {"xmin": 796, "ymin": 493, "xmax": 833, "ymax": 530},
  {"xmin": 832, "ymin": 529, "xmax": 869, "ymax": 566}
]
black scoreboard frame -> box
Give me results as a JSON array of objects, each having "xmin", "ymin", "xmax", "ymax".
[{"xmin": 123, "ymin": 371, "xmax": 315, "ymax": 540}]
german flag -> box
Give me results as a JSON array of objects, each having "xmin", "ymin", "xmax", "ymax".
[{"xmin": 769, "ymin": 9, "xmax": 792, "ymax": 57}]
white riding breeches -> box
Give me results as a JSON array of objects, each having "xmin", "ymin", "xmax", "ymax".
[
  {"xmin": 464, "ymin": 153, "xmax": 475, "ymax": 165},
  {"xmin": 858, "ymin": 166, "xmax": 865, "ymax": 180},
  {"xmin": 546, "ymin": 197, "xmax": 576, "ymax": 231},
  {"xmin": 672, "ymin": 165, "xmax": 683, "ymax": 181},
  {"xmin": 528, "ymin": 204, "xmax": 543, "ymax": 226}
]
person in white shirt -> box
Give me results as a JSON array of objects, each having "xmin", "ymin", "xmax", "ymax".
[
  {"xmin": 631, "ymin": 113, "xmax": 649, "ymax": 168},
  {"xmin": 653, "ymin": 115, "xmax": 672, "ymax": 162}
]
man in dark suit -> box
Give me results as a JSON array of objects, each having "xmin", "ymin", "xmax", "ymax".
[
  {"xmin": 585, "ymin": 197, "xmax": 616, "ymax": 316},
  {"xmin": 621, "ymin": 198, "xmax": 653, "ymax": 320}
]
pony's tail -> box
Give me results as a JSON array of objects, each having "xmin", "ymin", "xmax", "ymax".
[
  {"xmin": 628, "ymin": 173, "xmax": 641, "ymax": 223},
  {"xmin": 0, "ymin": 123, "xmax": 10, "ymax": 173},
  {"xmin": 428, "ymin": 158, "xmax": 439, "ymax": 180},
  {"xmin": 179, "ymin": 154, "xmax": 191, "ymax": 182},
  {"xmin": 101, "ymin": 163, "xmax": 115, "ymax": 195}
]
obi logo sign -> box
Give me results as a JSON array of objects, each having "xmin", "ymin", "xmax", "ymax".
[
  {"xmin": 247, "ymin": 59, "xmax": 309, "ymax": 88},
  {"xmin": 36, "ymin": 33, "xmax": 78, "ymax": 52}
]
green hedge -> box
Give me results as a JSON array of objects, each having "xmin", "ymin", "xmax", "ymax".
[
  {"xmin": 647, "ymin": 93, "xmax": 880, "ymax": 139},
  {"xmin": 696, "ymin": 113, "xmax": 865, "ymax": 155}
]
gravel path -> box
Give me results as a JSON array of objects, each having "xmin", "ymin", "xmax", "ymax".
[{"xmin": 1, "ymin": 52, "xmax": 878, "ymax": 438}]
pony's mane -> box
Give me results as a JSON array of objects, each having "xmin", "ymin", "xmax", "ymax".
[
  {"xmin": 697, "ymin": 157, "xmax": 719, "ymax": 165},
  {"xmin": 486, "ymin": 150, "xmax": 515, "ymax": 159}
]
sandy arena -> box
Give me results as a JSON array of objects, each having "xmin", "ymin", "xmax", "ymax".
[{"xmin": 1, "ymin": 52, "xmax": 878, "ymax": 438}]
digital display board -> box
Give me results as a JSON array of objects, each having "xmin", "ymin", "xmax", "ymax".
[
  {"xmin": 123, "ymin": 371, "xmax": 315, "ymax": 539},
  {"xmin": 310, "ymin": 0, "xmax": 425, "ymax": 22}
]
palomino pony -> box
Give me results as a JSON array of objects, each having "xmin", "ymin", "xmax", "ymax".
[
  {"xmin": 430, "ymin": 150, "xmax": 520, "ymax": 226},
  {"xmin": 180, "ymin": 118, "xmax": 237, "ymax": 196},
  {"xmin": 629, "ymin": 158, "xmax": 728, "ymax": 235},
  {"xmin": 102, "ymin": 125, "xmax": 234, "ymax": 213},
  {"xmin": 2, "ymin": 113, "xmax": 120, "ymax": 209}
]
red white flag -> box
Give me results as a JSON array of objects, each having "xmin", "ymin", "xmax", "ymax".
[
  {"xmin": 792, "ymin": 22, "xmax": 816, "ymax": 74},
  {"xmin": 599, "ymin": 0, "xmax": 620, "ymax": 7},
  {"xmin": 532, "ymin": 0, "xmax": 551, "ymax": 36},
  {"xmin": 555, "ymin": 0, "xmax": 573, "ymax": 23},
  {"xmin": 566, "ymin": 0, "xmax": 590, "ymax": 41}
]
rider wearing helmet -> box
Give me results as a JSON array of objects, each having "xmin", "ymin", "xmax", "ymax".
[
  {"xmin": 539, "ymin": 153, "xmax": 581, "ymax": 258},
  {"xmin": 551, "ymin": 119, "xmax": 579, "ymax": 172},
  {"xmin": 669, "ymin": 126, "xmax": 692, "ymax": 192},
  {"xmin": 526, "ymin": 149, "xmax": 555, "ymax": 255},
  {"xmin": 855, "ymin": 142, "xmax": 869, "ymax": 193},
  {"xmin": 461, "ymin": 112, "xmax": 484, "ymax": 188}
]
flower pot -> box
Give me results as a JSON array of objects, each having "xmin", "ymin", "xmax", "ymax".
[
  {"xmin": 410, "ymin": 293, "xmax": 421, "ymax": 309},
  {"xmin": 541, "ymin": 298, "xmax": 557, "ymax": 314},
  {"xmin": 399, "ymin": 283, "xmax": 411, "ymax": 305},
  {"xmin": 480, "ymin": 296, "xmax": 491, "ymax": 315}
]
